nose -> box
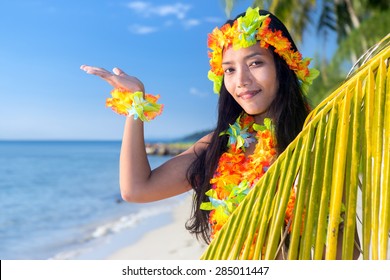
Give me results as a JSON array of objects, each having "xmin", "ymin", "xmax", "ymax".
[
  {"xmin": 236, "ymin": 67, "xmax": 252, "ymax": 88},
  {"xmin": 237, "ymin": 82, "xmax": 248, "ymax": 88}
]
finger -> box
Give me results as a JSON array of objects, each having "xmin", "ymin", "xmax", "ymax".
[
  {"xmin": 80, "ymin": 66, "xmax": 98, "ymax": 74},
  {"xmin": 80, "ymin": 65, "xmax": 94, "ymax": 73},
  {"xmin": 80, "ymin": 65, "xmax": 104, "ymax": 73},
  {"xmin": 80, "ymin": 64, "xmax": 93, "ymax": 73},
  {"xmin": 82, "ymin": 66, "xmax": 113, "ymax": 78},
  {"xmin": 113, "ymin": 67, "xmax": 126, "ymax": 76}
]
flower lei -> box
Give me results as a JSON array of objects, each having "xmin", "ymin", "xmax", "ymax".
[
  {"xmin": 201, "ymin": 113, "xmax": 285, "ymax": 239},
  {"xmin": 105, "ymin": 88, "xmax": 163, "ymax": 122},
  {"xmin": 207, "ymin": 7, "xmax": 319, "ymax": 94}
]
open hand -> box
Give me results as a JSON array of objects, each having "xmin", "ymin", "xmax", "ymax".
[{"xmin": 80, "ymin": 65, "xmax": 145, "ymax": 93}]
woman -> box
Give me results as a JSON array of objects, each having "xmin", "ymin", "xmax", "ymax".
[{"xmin": 81, "ymin": 7, "xmax": 319, "ymax": 254}]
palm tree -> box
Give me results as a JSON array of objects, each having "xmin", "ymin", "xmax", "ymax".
[
  {"xmin": 312, "ymin": 0, "xmax": 390, "ymax": 105},
  {"xmin": 317, "ymin": 0, "xmax": 390, "ymax": 66},
  {"xmin": 201, "ymin": 34, "xmax": 390, "ymax": 259}
]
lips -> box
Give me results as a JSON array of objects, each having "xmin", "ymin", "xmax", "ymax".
[{"xmin": 237, "ymin": 90, "xmax": 261, "ymax": 99}]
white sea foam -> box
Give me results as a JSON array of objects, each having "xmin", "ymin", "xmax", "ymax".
[
  {"xmin": 90, "ymin": 204, "xmax": 173, "ymax": 239},
  {"xmin": 51, "ymin": 198, "xmax": 183, "ymax": 260}
]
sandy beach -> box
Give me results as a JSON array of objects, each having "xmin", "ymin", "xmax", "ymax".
[
  {"xmin": 106, "ymin": 193, "xmax": 207, "ymax": 260},
  {"xmin": 79, "ymin": 189, "xmax": 385, "ymax": 261}
]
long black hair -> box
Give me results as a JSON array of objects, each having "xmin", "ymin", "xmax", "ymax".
[{"xmin": 185, "ymin": 9, "xmax": 311, "ymax": 244}]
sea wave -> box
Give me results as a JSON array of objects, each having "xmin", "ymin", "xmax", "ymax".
[
  {"xmin": 90, "ymin": 205, "xmax": 173, "ymax": 239},
  {"xmin": 51, "ymin": 199, "xmax": 182, "ymax": 260}
]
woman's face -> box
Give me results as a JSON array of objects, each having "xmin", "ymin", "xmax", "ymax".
[{"xmin": 222, "ymin": 42, "xmax": 278, "ymax": 123}]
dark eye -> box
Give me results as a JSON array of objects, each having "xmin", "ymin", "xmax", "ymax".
[
  {"xmin": 224, "ymin": 67, "xmax": 235, "ymax": 74},
  {"xmin": 250, "ymin": 60, "xmax": 264, "ymax": 67}
]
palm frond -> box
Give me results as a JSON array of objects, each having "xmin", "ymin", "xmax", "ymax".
[{"xmin": 201, "ymin": 35, "xmax": 390, "ymax": 260}]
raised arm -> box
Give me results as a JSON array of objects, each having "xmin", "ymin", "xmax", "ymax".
[
  {"xmin": 120, "ymin": 115, "xmax": 210, "ymax": 202},
  {"xmin": 80, "ymin": 65, "xmax": 209, "ymax": 202}
]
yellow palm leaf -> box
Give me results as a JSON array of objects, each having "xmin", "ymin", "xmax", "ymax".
[{"xmin": 201, "ymin": 34, "xmax": 390, "ymax": 260}]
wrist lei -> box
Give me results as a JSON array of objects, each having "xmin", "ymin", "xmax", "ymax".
[
  {"xmin": 207, "ymin": 7, "xmax": 319, "ymax": 94},
  {"xmin": 105, "ymin": 88, "xmax": 163, "ymax": 122}
]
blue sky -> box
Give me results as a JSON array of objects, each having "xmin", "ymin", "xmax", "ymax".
[{"xmin": 0, "ymin": 0, "xmax": 335, "ymax": 141}]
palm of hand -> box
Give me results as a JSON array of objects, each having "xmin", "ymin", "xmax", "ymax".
[{"xmin": 80, "ymin": 65, "xmax": 144, "ymax": 93}]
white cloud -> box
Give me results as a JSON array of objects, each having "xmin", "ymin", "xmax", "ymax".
[
  {"xmin": 126, "ymin": 2, "xmax": 218, "ymax": 34},
  {"xmin": 127, "ymin": 1, "xmax": 191, "ymax": 19},
  {"xmin": 155, "ymin": 3, "xmax": 191, "ymax": 19},
  {"xmin": 190, "ymin": 87, "xmax": 208, "ymax": 98},
  {"xmin": 183, "ymin": 19, "xmax": 200, "ymax": 28},
  {"xmin": 128, "ymin": 24, "xmax": 158, "ymax": 35},
  {"xmin": 204, "ymin": 17, "xmax": 223, "ymax": 24},
  {"xmin": 127, "ymin": 1, "xmax": 149, "ymax": 12},
  {"xmin": 164, "ymin": 20, "xmax": 174, "ymax": 27}
]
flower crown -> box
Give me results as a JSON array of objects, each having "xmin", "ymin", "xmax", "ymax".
[{"xmin": 207, "ymin": 7, "xmax": 319, "ymax": 95}]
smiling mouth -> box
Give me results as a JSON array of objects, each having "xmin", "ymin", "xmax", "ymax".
[{"xmin": 238, "ymin": 90, "xmax": 261, "ymax": 99}]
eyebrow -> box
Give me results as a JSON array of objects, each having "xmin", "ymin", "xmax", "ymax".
[{"xmin": 222, "ymin": 51, "xmax": 266, "ymax": 65}]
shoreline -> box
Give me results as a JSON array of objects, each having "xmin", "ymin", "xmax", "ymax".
[
  {"xmin": 145, "ymin": 142, "xmax": 193, "ymax": 156},
  {"xmin": 51, "ymin": 193, "xmax": 204, "ymax": 260},
  {"xmin": 106, "ymin": 193, "xmax": 207, "ymax": 260}
]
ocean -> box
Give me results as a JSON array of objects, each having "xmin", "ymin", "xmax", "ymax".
[{"xmin": 0, "ymin": 141, "xmax": 184, "ymax": 260}]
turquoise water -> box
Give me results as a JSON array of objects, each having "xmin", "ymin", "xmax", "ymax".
[{"xmin": 0, "ymin": 141, "xmax": 178, "ymax": 259}]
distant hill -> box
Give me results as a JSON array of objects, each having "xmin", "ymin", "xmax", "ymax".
[
  {"xmin": 144, "ymin": 129, "xmax": 214, "ymax": 156},
  {"xmin": 178, "ymin": 129, "xmax": 213, "ymax": 143}
]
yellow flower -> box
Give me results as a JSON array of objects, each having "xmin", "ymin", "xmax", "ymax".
[
  {"xmin": 106, "ymin": 88, "xmax": 133, "ymax": 116},
  {"xmin": 209, "ymin": 50, "xmax": 223, "ymax": 76},
  {"xmin": 106, "ymin": 89, "xmax": 163, "ymax": 121}
]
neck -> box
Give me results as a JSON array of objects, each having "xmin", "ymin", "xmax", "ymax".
[{"xmin": 253, "ymin": 112, "xmax": 269, "ymax": 124}]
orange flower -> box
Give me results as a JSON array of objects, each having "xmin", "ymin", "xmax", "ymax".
[
  {"xmin": 106, "ymin": 89, "xmax": 163, "ymax": 121},
  {"xmin": 285, "ymin": 188, "xmax": 306, "ymax": 234},
  {"xmin": 143, "ymin": 94, "xmax": 164, "ymax": 121},
  {"xmin": 220, "ymin": 22, "xmax": 238, "ymax": 48},
  {"xmin": 261, "ymin": 16, "xmax": 271, "ymax": 30},
  {"xmin": 285, "ymin": 188, "xmax": 296, "ymax": 231},
  {"xmin": 279, "ymin": 50, "xmax": 303, "ymax": 70},
  {"xmin": 239, "ymin": 232, "xmax": 258, "ymax": 260},
  {"xmin": 209, "ymin": 207, "xmax": 230, "ymax": 238},
  {"xmin": 209, "ymin": 51, "xmax": 224, "ymax": 76},
  {"xmin": 240, "ymin": 114, "xmax": 255, "ymax": 130},
  {"xmin": 207, "ymin": 27, "xmax": 225, "ymax": 50},
  {"xmin": 204, "ymin": 114, "xmax": 278, "ymax": 239},
  {"xmin": 106, "ymin": 88, "xmax": 133, "ymax": 116}
]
